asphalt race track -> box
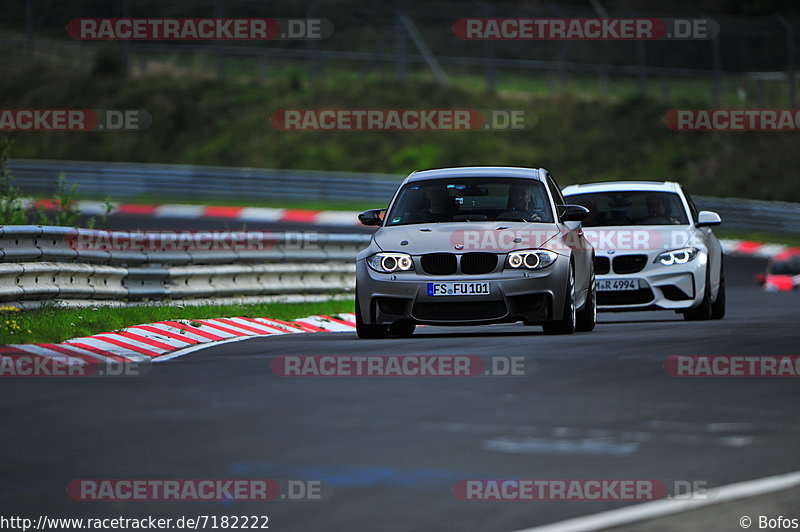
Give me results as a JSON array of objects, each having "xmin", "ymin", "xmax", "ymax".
[{"xmin": 2, "ymin": 247, "xmax": 799, "ymax": 530}]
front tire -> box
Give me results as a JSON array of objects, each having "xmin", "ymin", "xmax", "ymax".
[
  {"xmin": 355, "ymin": 290, "xmax": 390, "ymax": 339},
  {"xmin": 542, "ymin": 262, "xmax": 576, "ymax": 335},
  {"xmin": 576, "ymin": 267, "xmax": 596, "ymax": 332},
  {"xmin": 389, "ymin": 320, "xmax": 416, "ymax": 337},
  {"xmin": 710, "ymin": 263, "xmax": 726, "ymax": 320}
]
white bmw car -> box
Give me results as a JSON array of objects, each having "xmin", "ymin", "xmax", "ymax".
[{"xmin": 562, "ymin": 181, "xmax": 725, "ymax": 320}]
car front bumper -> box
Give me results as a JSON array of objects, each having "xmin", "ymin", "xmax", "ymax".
[
  {"xmin": 596, "ymin": 254, "xmax": 707, "ymax": 312},
  {"xmin": 355, "ymin": 257, "xmax": 570, "ymax": 326}
]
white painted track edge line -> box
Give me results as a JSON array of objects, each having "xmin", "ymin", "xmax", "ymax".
[{"xmin": 513, "ymin": 470, "xmax": 800, "ymax": 532}]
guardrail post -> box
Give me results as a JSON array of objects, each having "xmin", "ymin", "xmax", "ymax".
[
  {"xmin": 123, "ymin": 0, "xmax": 132, "ymax": 76},
  {"xmin": 215, "ymin": 0, "xmax": 226, "ymax": 82},
  {"xmin": 776, "ymin": 15, "xmax": 797, "ymax": 107},
  {"xmin": 481, "ymin": 1, "xmax": 496, "ymax": 94},
  {"xmin": 25, "ymin": 0, "xmax": 34, "ymax": 55},
  {"xmin": 712, "ymin": 34, "xmax": 722, "ymax": 107},
  {"xmin": 636, "ymin": 40, "xmax": 647, "ymax": 95},
  {"xmin": 598, "ymin": 71, "xmax": 609, "ymax": 99},
  {"xmin": 394, "ymin": 10, "xmax": 407, "ymax": 83},
  {"xmin": 307, "ymin": 0, "xmax": 321, "ymax": 82},
  {"xmin": 660, "ymin": 78, "xmax": 670, "ymax": 103}
]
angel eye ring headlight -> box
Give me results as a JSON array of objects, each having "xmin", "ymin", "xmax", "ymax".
[
  {"xmin": 655, "ymin": 247, "xmax": 699, "ymax": 266},
  {"xmin": 505, "ymin": 250, "xmax": 558, "ymax": 270},
  {"xmin": 367, "ymin": 252, "xmax": 414, "ymax": 273}
]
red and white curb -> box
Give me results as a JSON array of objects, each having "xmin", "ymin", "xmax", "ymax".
[
  {"xmin": 29, "ymin": 200, "xmax": 799, "ymax": 242},
  {"xmin": 2, "ymin": 313, "xmax": 357, "ymax": 365},
  {"xmin": 720, "ymin": 239, "xmax": 790, "ymax": 260},
  {"xmin": 32, "ymin": 199, "xmax": 362, "ymax": 227}
]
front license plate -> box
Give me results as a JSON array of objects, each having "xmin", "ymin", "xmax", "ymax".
[
  {"xmin": 597, "ymin": 278, "xmax": 639, "ymax": 291},
  {"xmin": 427, "ymin": 282, "xmax": 490, "ymax": 296}
]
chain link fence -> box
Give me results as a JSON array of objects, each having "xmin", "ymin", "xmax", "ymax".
[{"xmin": 1, "ymin": 0, "xmax": 799, "ymax": 106}]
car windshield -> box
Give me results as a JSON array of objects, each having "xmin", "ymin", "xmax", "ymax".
[
  {"xmin": 385, "ymin": 178, "xmax": 554, "ymax": 226},
  {"xmin": 770, "ymin": 256, "xmax": 800, "ymax": 275},
  {"xmin": 565, "ymin": 191, "xmax": 689, "ymax": 226}
]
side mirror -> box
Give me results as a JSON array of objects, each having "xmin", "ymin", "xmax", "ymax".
[
  {"xmin": 559, "ymin": 204, "xmax": 590, "ymax": 222},
  {"xmin": 696, "ymin": 210, "xmax": 722, "ymax": 227},
  {"xmin": 358, "ymin": 209, "xmax": 385, "ymax": 227},
  {"xmin": 754, "ymin": 273, "xmax": 766, "ymax": 285}
]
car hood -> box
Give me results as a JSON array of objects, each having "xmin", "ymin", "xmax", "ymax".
[{"xmin": 373, "ymin": 222, "xmax": 562, "ymax": 254}]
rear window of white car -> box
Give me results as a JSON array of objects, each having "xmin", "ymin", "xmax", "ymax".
[{"xmin": 565, "ymin": 191, "xmax": 689, "ymax": 226}]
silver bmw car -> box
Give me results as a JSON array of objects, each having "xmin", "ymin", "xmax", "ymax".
[
  {"xmin": 355, "ymin": 167, "xmax": 596, "ymax": 338},
  {"xmin": 562, "ymin": 181, "xmax": 725, "ymax": 320}
]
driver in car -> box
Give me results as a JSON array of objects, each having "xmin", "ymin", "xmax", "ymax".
[
  {"xmin": 645, "ymin": 194, "xmax": 681, "ymax": 224},
  {"xmin": 499, "ymin": 184, "xmax": 541, "ymax": 221}
]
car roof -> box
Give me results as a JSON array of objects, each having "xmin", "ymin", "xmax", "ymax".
[
  {"xmin": 562, "ymin": 181, "xmax": 682, "ymax": 195},
  {"xmin": 404, "ymin": 166, "xmax": 545, "ymax": 183}
]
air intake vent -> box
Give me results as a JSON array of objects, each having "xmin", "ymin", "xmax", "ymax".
[
  {"xmin": 420, "ymin": 253, "xmax": 457, "ymax": 275},
  {"xmin": 612, "ymin": 255, "xmax": 648, "ymax": 274},
  {"xmin": 412, "ymin": 301, "xmax": 507, "ymax": 321},
  {"xmin": 594, "ymin": 256, "xmax": 611, "ymax": 275},
  {"xmin": 597, "ymin": 288, "xmax": 654, "ymax": 306},
  {"xmin": 461, "ymin": 253, "xmax": 498, "ymax": 275}
]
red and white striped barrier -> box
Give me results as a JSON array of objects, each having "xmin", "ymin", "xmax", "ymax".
[
  {"xmin": 719, "ymin": 239, "xmax": 788, "ymax": 260},
  {"xmin": 33, "ymin": 199, "xmax": 362, "ymax": 227}
]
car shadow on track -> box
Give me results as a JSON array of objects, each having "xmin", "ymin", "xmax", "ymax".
[
  {"xmin": 405, "ymin": 330, "xmax": 545, "ymax": 339},
  {"xmin": 598, "ymin": 316, "xmax": 684, "ymax": 325}
]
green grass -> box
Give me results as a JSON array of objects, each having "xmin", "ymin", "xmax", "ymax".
[
  {"xmin": 0, "ymin": 299, "xmax": 354, "ymax": 345},
  {"xmin": 4, "ymin": 57, "xmax": 800, "ymax": 205}
]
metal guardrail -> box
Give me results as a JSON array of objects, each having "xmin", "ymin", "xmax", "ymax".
[
  {"xmin": 0, "ymin": 226, "xmax": 371, "ymax": 303},
  {"xmin": 9, "ymin": 159, "xmax": 800, "ymax": 233},
  {"xmin": 7, "ymin": 159, "xmax": 403, "ymax": 204},
  {"xmin": 695, "ymin": 196, "xmax": 800, "ymax": 234}
]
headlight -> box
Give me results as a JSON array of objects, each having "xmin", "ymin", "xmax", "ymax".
[
  {"xmin": 367, "ymin": 252, "xmax": 414, "ymax": 273},
  {"xmin": 655, "ymin": 247, "xmax": 699, "ymax": 266},
  {"xmin": 505, "ymin": 249, "xmax": 558, "ymax": 270}
]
